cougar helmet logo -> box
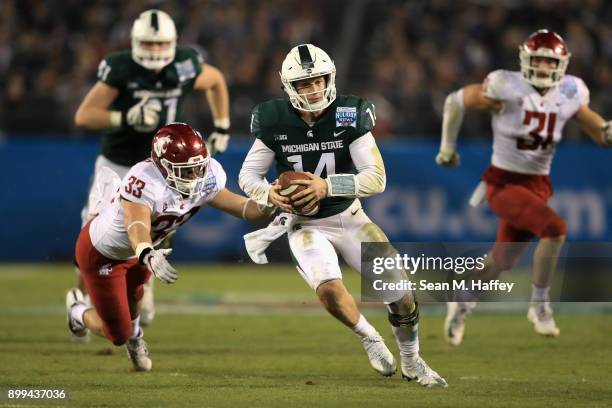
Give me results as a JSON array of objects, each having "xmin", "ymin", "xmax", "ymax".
[{"xmin": 153, "ymin": 135, "xmax": 172, "ymax": 156}]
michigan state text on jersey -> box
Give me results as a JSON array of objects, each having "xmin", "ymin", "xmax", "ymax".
[{"xmin": 249, "ymin": 94, "xmax": 378, "ymax": 218}]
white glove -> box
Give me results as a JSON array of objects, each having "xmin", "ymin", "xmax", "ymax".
[
  {"xmin": 602, "ymin": 121, "xmax": 612, "ymax": 145},
  {"xmin": 126, "ymin": 95, "xmax": 161, "ymax": 132},
  {"xmin": 435, "ymin": 148, "xmax": 461, "ymax": 167},
  {"xmin": 142, "ymin": 248, "xmax": 177, "ymax": 284},
  {"xmin": 207, "ymin": 130, "xmax": 230, "ymax": 155}
]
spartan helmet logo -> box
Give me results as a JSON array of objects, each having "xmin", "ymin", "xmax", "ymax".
[{"xmin": 153, "ymin": 135, "xmax": 172, "ymax": 157}]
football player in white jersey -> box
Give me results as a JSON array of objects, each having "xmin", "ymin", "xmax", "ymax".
[
  {"xmin": 73, "ymin": 9, "xmax": 232, "ymax": 330},
  {"xmin": 66, "ymin": 123, "xmax": 271, "ymax": 371},
  {"xmin": 436, "ymin": 29, "xmax": 612, "ymax": 345}
]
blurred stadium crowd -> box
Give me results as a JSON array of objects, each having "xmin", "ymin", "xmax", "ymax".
[{"xmin": 1, "ymin": 0, "xmax": 610, "ymax": 138}]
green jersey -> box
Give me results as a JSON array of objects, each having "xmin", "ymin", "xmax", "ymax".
[
  {"xmin": 251, "ymin": 95, "xmax": 376, "ymax": 218},
  {"xmin": 96, "ymin": 47, "xmax": 203, "ymax": 166}
]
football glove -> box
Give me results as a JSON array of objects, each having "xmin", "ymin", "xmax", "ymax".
[
  {"xmin": 435, "ymin": 148, "xmax": 461, "ymax": 167},
  {"xmin": 207, "ymin": 127, "xmax": 230, "ymax": 155},
  {"xmin": 602, "ymin": 121, "xmax": 612, "ymax": 146},
  {"xmin": 126, "ymin": 95, "xmax": 161, "ymax": 132},
  {"xmin": 140, "ymin": 248, "xmax": 177, "ymax": 284}
]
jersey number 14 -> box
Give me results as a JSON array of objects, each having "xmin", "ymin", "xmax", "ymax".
[{"xmin": 287, "ymin": 153, "xmax": 336, "ymax": 177}]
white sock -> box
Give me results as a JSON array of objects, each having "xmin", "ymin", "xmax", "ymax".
[
  {"xmin": 130, "ymin": 316, "xmax": 142, "ymax": 338},
  {"xmin": 392, "ymin": 323, "xmax": 420, "ymax": 360},
  {"xmin": 70, "ymin": 303, "xmax": 87, "ymax": 327},
  {"xmin": 531, "ymin": 285, "xmax": 550, "ymax": 302},
  {"xmin": 351, "ymin": 314, "xmax": 379, "ymax": 338}
]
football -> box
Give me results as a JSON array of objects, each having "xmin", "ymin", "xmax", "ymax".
[{"xmin": 278, "ymin": 171, "xmax": 320, "ymax": 216}]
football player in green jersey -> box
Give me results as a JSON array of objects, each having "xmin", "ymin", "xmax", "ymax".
[
  {"xmin": 239, "ymin": 44, "xmax": 447, "ymax": 387},
  {"xmin": 72, "ymin": 9, "xmax": 230, "ymax": 329}
]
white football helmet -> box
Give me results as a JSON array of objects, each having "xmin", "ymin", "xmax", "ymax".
[
  {"xmin": 280, "ymin": 44, "xmax": 336, "ymax": 112},
  {"xmin": 131, "ymin": 10, "xmax": 177, "ymax": 71}
]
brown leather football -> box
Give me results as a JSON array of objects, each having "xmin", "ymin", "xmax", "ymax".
[{"xmin": 278, "ymin": 171, "xmax": 320, "ymax": 216}]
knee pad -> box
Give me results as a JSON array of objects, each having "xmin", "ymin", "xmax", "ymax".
[
  {"xmin": 388, "ymin": 301, "xmax": 420, "ymax": 327},
  {"xmin": 541, "ymin": 215, "xmax": 567, "ymax": 238}
]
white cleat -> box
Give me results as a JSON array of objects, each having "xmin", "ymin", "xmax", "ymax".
[
  {"xmin": 126, "ymin": 334, "xmax": 152, "ymax": 372},
  {"xmin": 444, "ymin": 302, "xmax": 475, "ymax": 346},
  {"xmin": 401, "ymin": 356, "xmax": 448, "ymax": 388},
  {"xmin": 65, "ymin": 288, "xmax": 89, "ymax": 343},
  {"xmin": 360, "ymin": 335, "xmax": 397, "ymax": 377},
  {"xmin": 527, "ymin": 302, "xmax": 560, "ymax": 337},
  {"xmin": 140, "ymin": 279, "xmax": 155, "ymax": 326}
]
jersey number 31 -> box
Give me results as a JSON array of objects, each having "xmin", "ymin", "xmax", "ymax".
[{"xmin": 517, "ymin": 110, "xmax": 557, "ymax": 150}]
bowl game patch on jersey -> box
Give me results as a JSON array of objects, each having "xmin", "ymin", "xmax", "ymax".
[{"xmin": 336, "ymin": 107, "xmax": 357, "ymax": 127}]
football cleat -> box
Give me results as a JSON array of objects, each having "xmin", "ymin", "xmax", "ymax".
[
  {"xmin": 527, "ymin": 302, "xmax": 560, "ymax": 337},
  {"xmin": 401, "ymin": 356, "xmax": 448, "ymax": 388},
  {"xmin": 126, "ymin": 333, "xmax": 152, "ymax": 372},
  {"xmin": 66, "ymin": 288, "xmax": 89, "ymax": 342},
  {"xmin": 140, "ymin": 279, "xmax": 155, "ymax": 326},
  {"xmin": 360, "ymin": 334, "xmax": 397, "ymax": 377},
  {"xmin": 444, "ymin": 302, "xmax": 476, "ymax": 346}
]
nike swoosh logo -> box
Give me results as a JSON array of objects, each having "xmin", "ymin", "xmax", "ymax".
[
  {"xmin": 334, "ymin": 130, "xmax": 347, "ymax": 137},
  {"xmin": 351, "ymin": 207, "xmax": 361, "ymax": 215}
]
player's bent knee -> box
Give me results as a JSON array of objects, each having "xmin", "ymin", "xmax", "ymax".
[
  {"xmin": 315, "ymin": 279, "xmax": 345, "ymax": 301},
  {"xmin": 387, "ymin": 301, "xmax": 420, "ymax": 327},
  {"xmin": 105, "ymin": 321, "xmax": 133, "ymax": 346},
  {"xmin": 541, "ymin": 215, "xmax": 567, "ymax": 238},
  {"xmin": 491, "ymin": 249, "xmax": 520, "ymax": 272}
]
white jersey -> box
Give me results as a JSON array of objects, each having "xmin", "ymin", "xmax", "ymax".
[
  {"xmin": 484, "ymin": 70, "xmax": 589, "ymax": 175},
  {"xmin": 89, "ymin": 158, "xmax": 226, "ymax": 260}
]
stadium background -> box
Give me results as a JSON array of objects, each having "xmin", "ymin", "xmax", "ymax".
[{"xmin": 0, "ymin": 0, "xmax": 611, "ymax": 261}]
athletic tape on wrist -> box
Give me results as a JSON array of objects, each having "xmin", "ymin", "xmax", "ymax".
[
  {"xmin": 136, "ymin": 243, "xmax": 154, "ymax": 265},
  {"xmin": 326, "ymin": 174, "xmax": 356, "ymax": 196}
]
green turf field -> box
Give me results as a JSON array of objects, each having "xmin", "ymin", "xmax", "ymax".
[{"xmin": 0, "ymin": 264, "xmax": 611, "ymax": 408}]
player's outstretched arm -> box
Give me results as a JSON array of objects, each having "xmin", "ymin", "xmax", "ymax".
[
  {"xmin": 121, "ymin": 198, "xmax": 177, "ymax": 284},
  {"xmin": 194, "ymin": 63, "xmax": 231, "ymax": 154},
  {"xmin": 573, "ymin": 105, "xmax": 612, "ymax": 147},
  {"xmin": 437, "ymin": 83, "xmax": 503, "ymax": 167},
  {"xmin": 74, "ymin": 82, "xmax": 120, "ymax": 130},
  {"xmin": 209, "ymin": 188, "xmax": 275, "ymax": 221}
]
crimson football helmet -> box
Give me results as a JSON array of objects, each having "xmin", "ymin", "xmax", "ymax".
[
  {"xmin": 519, "ymin": 29, "xmax": 571, "ymax": 88},
  {"xmin": 151, "ymin": 123, "xmax": 210, "ymax": 196}
]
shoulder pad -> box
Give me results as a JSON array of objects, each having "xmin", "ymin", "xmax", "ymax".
[
  {"xmin": 483, "ymin": 69, "xmax": 515, "ymax": 101},
  {"xmin": 97, "ymin": 50, "xmax": 132, "ymax": 86},
  {"xmin": 255, "ymin": 99, "xmax": 287, "ymax": 127},
  {"xmin": 560, "ymin": 75, "xmax": 589, "ymax": 106},
  {"xmin": 176, "ymin": 46, "xmax": 205, "ymax": 65}
]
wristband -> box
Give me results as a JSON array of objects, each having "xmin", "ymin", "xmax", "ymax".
[
  {"xmin": 213, "ymin": 117, "xmax": 230, "ymax": 129},
  {"xmin": 213, "ymin": 126, "xmax": 230, "ymax": 135},
  {"xmin": 136, "ymin": 243, "xmax": 154, "ymax": 265},
  {"xmin": 109, "ymin": 111, "xmax": 123, "ymax": 128}
]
